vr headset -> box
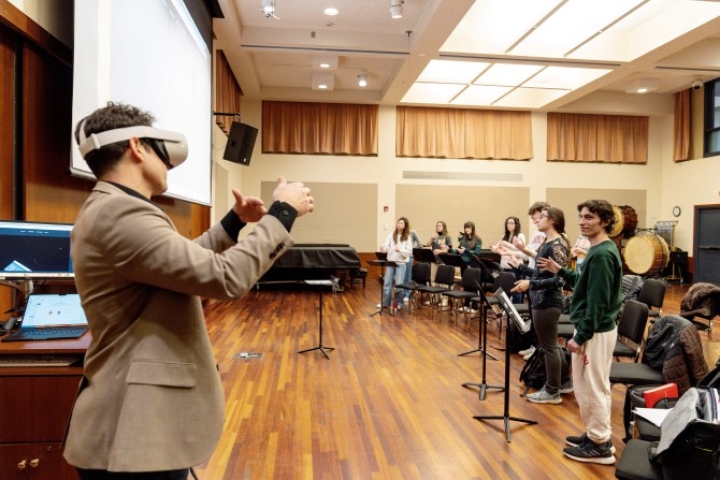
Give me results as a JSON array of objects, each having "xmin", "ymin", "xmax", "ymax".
[{"xmin": 77, "ymin": 124, "xmax": 188, "ymax": 169}]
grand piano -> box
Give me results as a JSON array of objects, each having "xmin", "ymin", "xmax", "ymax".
[{"xmin": 258, "ymin": 244, "xmax": 361, "ymax": 288}]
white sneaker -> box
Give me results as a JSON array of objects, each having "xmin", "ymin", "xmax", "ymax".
[
  {"xmin": 522, "ymin": 346, "xmax": 536, "ymax": 361},
  {"xmin": 518, "ymin": 346, "xmax": 535, "ymax": 356}
]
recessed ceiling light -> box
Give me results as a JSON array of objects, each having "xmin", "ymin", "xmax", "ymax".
[
  {"xmin": 312, "ymin": 73, "xmax": 334, "ymax": 90},
  {"xmin": 312, "ymin": 56, "xmax": 338, "ymax": 71},
  {"xmin": 324, "ymin": 7, "xmax": 339, "ymax": 16}
]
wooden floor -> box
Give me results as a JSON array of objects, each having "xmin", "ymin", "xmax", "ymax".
[{"xmin": 193, "ymin": 280, "xmax": 718, "ymax": 480}]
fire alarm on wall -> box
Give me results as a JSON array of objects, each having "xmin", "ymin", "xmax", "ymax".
[{"xmin": 383, "ymin": 206, "xmax": 389, "ymax": 212}]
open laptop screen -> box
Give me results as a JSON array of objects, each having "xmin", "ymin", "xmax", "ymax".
[{"xmin": 21, "ymin": 294, "xmax": 87, "ymax": 328}]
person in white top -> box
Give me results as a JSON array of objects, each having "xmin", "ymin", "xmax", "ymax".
[
  {"xmin": 506, "ymin": 202, "xmax": 549, "ymax": 269},
  {"xmin": 379, "ymin": 217, "xmax": 413, "ymax": 309},
  {"xmin": 490, "ymin": 216, "xmax": 527, "ymax": 303},
  {"xmin": 490, "ymin": 216, "xmax": 526, "ymax": 270},
  {"xmin": 571, "ymin": 234, "xmax": 591, "ymax": 272}
]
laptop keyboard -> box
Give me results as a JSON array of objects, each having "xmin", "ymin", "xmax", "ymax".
[{"xmin": 2, "ymin": 327, "xmax": 88, "ymax": 342}]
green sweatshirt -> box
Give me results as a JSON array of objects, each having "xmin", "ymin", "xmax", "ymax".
[{"xmin": 558, "ymin": 239, "xmax": 622, "ymax": 346}]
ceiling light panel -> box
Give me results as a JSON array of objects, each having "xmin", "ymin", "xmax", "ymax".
[
  {"xmin": 417, "ymin": 60, "xmax": 490, "ymax": 84},
  {"xmin": 401, "ymin": 83, "xmax": 466, "ymax": 104},
  {"xmin": 493, "ymin": 87, "xmax": 570, "ymax": 109},
  {"xmin": 441, "ymin": 0, "xmax": 562, "ymax": 54},
  {"xmin": 524, "ymin": 66, "xmax": 611, "ymax": 90},
  {"xmin": 474, "ymin": 64, "xmax": 545, "ymax": 86},
  {"xmin": 510, "ymin": 0, "xmax": 645, "ymax": 58},
  {"xmin": 452, "ymin": 85, "xmax": 514, "ymax": 106}
]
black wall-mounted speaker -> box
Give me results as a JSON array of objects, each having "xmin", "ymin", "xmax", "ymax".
[{"xmin": 223, "ymin": 121, "xmax": 258, "ymax": 166}]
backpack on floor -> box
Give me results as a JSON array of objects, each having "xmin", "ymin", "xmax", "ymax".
[{"xmin": 519, "ymin": 347, "xmax": 570, "ymax": 395}]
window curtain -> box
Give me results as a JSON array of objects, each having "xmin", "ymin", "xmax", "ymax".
[
  {"xmin": 673, "ymin": 89, "xmax": 691, "ymax": 162},
  {"xmin": 547, "ymin": 112, "xmax": 648, "ymax": 164},
  {"xmin": 261, "ymin": 101, "xmax": 378, "ymax": 155},
  {"xmin": 214, "ymin": 50, "xmax": 242, "ymax": 135},
  {"xmin": 395, "ymin": 106, "xmax": 532, "ymax": 160}
]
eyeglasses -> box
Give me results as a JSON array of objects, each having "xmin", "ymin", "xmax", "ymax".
[{"xmin": 539, "ymin": 214, "xmax": 549, "ymax": 219}]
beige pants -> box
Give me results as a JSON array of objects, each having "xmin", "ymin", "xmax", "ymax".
[{"xmin": 571, "ymin": 326, "xmax": 617, "ymax": 444}]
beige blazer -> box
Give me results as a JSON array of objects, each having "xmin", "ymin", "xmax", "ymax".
[{"xmin": 63, "ymin": 182, "xmax": 293, "ymax": 472}]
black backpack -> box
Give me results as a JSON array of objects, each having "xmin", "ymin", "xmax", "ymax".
[{"xmin": 519, "ymin": 347, "xmax": 571, "ymax": 395}]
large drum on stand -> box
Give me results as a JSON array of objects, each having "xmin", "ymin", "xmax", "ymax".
[
  {"xmin": 623, "ymin": 233, "xmax": 670, "ymax": 276},
  {"xmin": 610, "ymin": 205, "xmax": 638, "ymax": 239}
]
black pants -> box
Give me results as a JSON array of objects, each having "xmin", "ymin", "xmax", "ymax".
[{"xmin": 77, "ymin": 468, "xmax": 190, "ymax": 480}]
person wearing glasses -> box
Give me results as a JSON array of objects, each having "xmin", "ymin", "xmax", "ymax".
[{"xmin": 508, "ymin": 206, "xmax": 571, "ymax": 405}]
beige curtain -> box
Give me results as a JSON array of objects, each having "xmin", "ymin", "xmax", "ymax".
[
  {"xmin": 547, "ymin": 112, "xmax": 648, "ymax": 164},
  {"xmin": 395, "ymin": 106, "xmax": 532, "ymax": 160},
  {"xmin": 261, "ymin": 101, "xmax": 378, "ymax": 155},
  {"xmin": 673, "ymin": 89, "xmax": 691, "ymax": 162},
  {"xmin": 214, "ymin": 50, "xmax": 242, "ymax": 135}
]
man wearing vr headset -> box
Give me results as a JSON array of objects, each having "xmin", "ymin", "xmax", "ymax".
[{"xmin": 63, "ymin": 102, "xmax": 314, "ymax": 479}]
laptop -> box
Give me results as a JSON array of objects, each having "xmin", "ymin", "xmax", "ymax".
[{"xmin": 2, "ymin": 293, "xmax": 88, "ymax": 342}]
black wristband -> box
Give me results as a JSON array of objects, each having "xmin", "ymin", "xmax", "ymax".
[
  {"xmin": 220, "ymin": 209, "xmax": 246, "ymax": 241},
  {"xmin": 268, "ymin": 201, "xmax": 297, "ymax": 232}
]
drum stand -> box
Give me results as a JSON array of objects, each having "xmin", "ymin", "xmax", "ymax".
[{"xmin": 663, "ymin": 221, "xmax": 682, "ymax": 283}]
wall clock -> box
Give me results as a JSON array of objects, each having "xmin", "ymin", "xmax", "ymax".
[{"xmin": 672, "ymin": 206, "xmax": 681, "ymax": 217}]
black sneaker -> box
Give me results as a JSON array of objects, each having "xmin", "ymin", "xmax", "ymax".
[
  {"xmin": 563, "ymin": 437, "xmax": 616, "ymax": 465},
  {"xmin": 565, "ymin": 433, "xmax": 616, "ymax": 454}
]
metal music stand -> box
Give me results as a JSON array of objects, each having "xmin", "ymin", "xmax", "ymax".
[
  {"xmin": 366, "ymin": 259, "xmax": 400, "ymax": 316},
  {"xmin": 461, "ymin": 283, "xmax": 502, "ymax": 401},
  {"xmin": 473, "ymin": 288, "xmax": 537, "ymax": 443},
  {"xmin": 297, "ymin": 279, "xmax": 337, "ymax": 359}
]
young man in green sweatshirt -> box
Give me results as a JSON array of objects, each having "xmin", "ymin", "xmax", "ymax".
[{"xmin": 537, "ymin": 199, "xmax": 622, "ymax": 465}]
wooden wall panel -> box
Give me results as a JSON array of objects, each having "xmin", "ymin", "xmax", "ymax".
[
  {"xmin": 22, "ymin": 42, "xmax": 89, "ymax": 222},
  {"xmin": 0, "ymin": 26, "xmax": 13, "ymax": 220}
]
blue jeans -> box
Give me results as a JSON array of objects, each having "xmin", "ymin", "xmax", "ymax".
[
  {"xmin": 382, "ymin": 263, "xmax": 406, "ymax": 307},
  {"xmin": 402, "ymin": 257, "xmax": 414, "ymax": 300}
]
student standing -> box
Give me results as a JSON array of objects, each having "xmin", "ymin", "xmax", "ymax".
[
  {"xmin": 510, "ymin": 206, "xmax": 571, "ymax": 404},
  {"xmin": 538, "ymin": 199, "xmax": 622, "ymax": 465},
  {"xmin": 379, "ymin": 217, "xmax": 413, "ymax": 310},
  {"xmin": 401, "ymin": 222, "xmax": 424, "ymax": 303}
]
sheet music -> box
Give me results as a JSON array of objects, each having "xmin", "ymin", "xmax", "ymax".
[
  {"xmin": 494, "ymin": 289, "xmax": 531, "ymax": 333},
  {"xmin": 634, "ymin": 408, "xmax": 673, "ymax": 427}
]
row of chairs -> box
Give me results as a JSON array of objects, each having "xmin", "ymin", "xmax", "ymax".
[{"xmin": 395, "ymin": 263, "xmax": 527, "ymax": 327}]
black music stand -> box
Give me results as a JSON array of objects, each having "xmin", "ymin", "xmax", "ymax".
[
  {"xmin": 298, "ymin": 279, "xmax": 336, "ymax": 359},
  {"xmin": 461, "ymin": 285, "xmax": 502, "ymax": 401},
  {"xmin": 438, "ymin": 252, "xmax": 465, "ymax": 269},
  {"xmin": 366, "ymin": 259, "xmax": 400, "ymax": 316},
  {"xmin": 412, "ymin": 247, "xmax": 438, "ymax": 264},
  {"xmin": 473, "ymin": 288, "xmax": 537, "ymax": 442}
]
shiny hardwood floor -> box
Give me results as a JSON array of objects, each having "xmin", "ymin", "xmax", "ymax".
[{"xmin": 194, "ymin": 280, "xmax": 717, "ymax": 479}]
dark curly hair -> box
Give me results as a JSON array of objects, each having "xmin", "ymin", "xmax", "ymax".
[
  {"xmin": 74, "ymin": 102, "xmax": 155, "ymax": 177},
  {"xmin": 577, "ymin": 199, "xmax": 616, "ymax": 234}
]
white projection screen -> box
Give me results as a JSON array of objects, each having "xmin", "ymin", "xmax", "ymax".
[{"xmin": 71, "ymin": 0, "xmax": 212, "ymax": 205}]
